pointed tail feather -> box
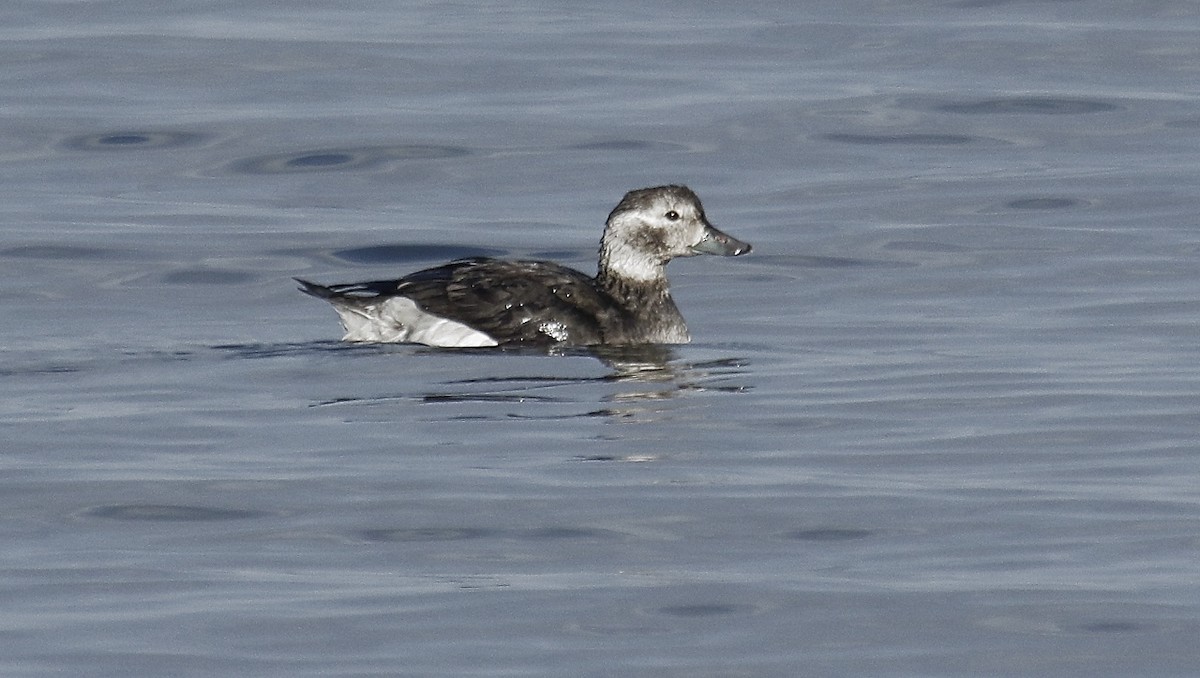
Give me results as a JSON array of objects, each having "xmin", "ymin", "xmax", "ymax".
[{"xmin": 294, "ymin": 278, "xmax": 338, "ymax": 300}]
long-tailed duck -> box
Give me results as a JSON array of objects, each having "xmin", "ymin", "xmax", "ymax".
[{"xmin": 296, "ymin": 185, "xmax": 750, "ymax": 347}]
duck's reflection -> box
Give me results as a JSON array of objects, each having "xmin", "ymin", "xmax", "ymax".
[
  {"xmin": 293, "ymin": 341, "xmax": 750, "ymax": 423},
  {"xmin": 591, "ymin": 345, "xmax": 749, "ymax": 419},
  {"xmin": 430, "ymin": 344, "xmax": 751, "ymax": 422},
  {"xmin": 580, "ymin": 343, "xmax": 680, "ymax": 383}
]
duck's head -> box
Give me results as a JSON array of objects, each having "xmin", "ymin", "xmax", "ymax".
[{"xmin": 600, "ymin": 185, "xmax": 751, "ymax": 282}]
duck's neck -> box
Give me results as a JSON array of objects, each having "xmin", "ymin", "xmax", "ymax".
[
  {"xmin": 596, "ymin": 246, "xmax": 689, "ymax": 343},
  {"xmin": 597, "ymin": 237, "xmax": 666, "ymax": 284}
]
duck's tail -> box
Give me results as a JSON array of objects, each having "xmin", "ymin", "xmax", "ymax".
[{"xmin": 294, "ymin": 278, "xmax": 338, "ymax": 300}]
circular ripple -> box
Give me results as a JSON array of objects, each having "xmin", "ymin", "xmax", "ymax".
[
  {"xmin": 1079, "ymin": 620, "xmax": 1149, "ymax": 633},
  {"xmin": 521, "ymin": 527, "xmax": 621, "ymax": 540},
  {"xmin": 64, "ymin": 131, "xmax": 205, "ymax": 151},
  {"xmin": 358, "ymin": 527, "xmax": 494, "ymax": 542},
  {"xmin": 1164, "ymin": 118, "xmax": 1200, "ymax": 129},
  {"xmin": 567, "ymin": 140, "xmax": 691, "ymax": 152},
  {"xmin": 882, "ymin": 240, "xmax": 971, "ymax": 253},
  {"xmin": 656, "ymin": 603, "xmax": 753, "ymax": 618},
  {"xmin": 161, "ymin": 268, "xmax": 257, "ymax": 285},
  {"xmin": 938, "ymin": 97, "xmax": 1118, "ymax": 115},
  {"xmin": 1006, "ymin": 197, "xmax": 1080, "ymax": 210},
  {"xmin": 793, "ymin": 254, "xmax": 890, "ymax": 268},
  {"xmin": 231, "ymin": 145, "xmax": 472, "ymax": 174},
  {"xmin": 820, "ymin": 133, "xmax": 978, "ymax": 145},
  {"xmin": 83, "ymin": 504, "xmax": 264, "ymax": 521},
  {"xmin": 0, "ymin": 245, "xmax": 117, "ymax": 260},
  {"xmin": 286, "ymin": 152, "xmax": 356, "ymax": 168},
  {"xmin": 231, "ymin": 148, "xmax": 383, "ymax": 173},
  {"xmin": 788, "ymin": 528, "xmax": 873, "ymax": 541},
  {"xmin": 332, "ymin": 244, "xmax": 505, "ymax": 264}
]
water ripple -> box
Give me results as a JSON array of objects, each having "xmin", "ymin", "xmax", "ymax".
[
  {"xmin": 820, "ymin": 132, "xmax": 982, "ymax": 146},
  {"xmin": 62, "ymin": 130, "xmax": 207, "ymax": 151},
  {"xmin": 81, "ymin": 504, "xmax": 266, "ymax": 522},
  {"xmin": 937, "ymin": 97, "xmax": 1119, "ymax": 115},
  {"xmin": 229, "ymin": 144, "xmax": 473, "ymax": 174},
  {"xmin": 331, "ymin": 243, "xmax": 506, "ymax": 265},
  {"xmin": 1006, "ymin": 197, "xmax": 1082, "ymax": 210}
]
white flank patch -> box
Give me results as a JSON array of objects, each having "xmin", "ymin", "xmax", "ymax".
[{"xmin": 334, "ymin": 296, "xmax": 498, "ymax": 347}]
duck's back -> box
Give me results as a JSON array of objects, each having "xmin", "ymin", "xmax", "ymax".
[{"xmin": 302, "ymin": 257, "xmax": 629, "ymax": 346}]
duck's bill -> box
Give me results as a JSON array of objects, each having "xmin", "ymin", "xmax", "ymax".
[{"xmin": 690, "ymin": 224, "xmax": 752, "ymax": 256}]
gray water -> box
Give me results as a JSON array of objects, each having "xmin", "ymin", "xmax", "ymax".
[{"xmin": 3, "ymin": 1, "xmax": 1199, "ymax": 676}]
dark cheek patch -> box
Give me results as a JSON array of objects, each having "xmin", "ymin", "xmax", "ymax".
[{"xmin": 633, "ymin": 228, "xmax": 669, "ymax": 257}]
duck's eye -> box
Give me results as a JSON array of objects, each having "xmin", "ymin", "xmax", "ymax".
[{"xmin": 664, "ymin": 210, "xmax": 680, "ymax": 221}]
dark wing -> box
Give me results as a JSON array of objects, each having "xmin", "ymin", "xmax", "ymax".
[
  {"xmin": 403, "ymin": 258, "xmax": 627, "ymax": 345},
  {"xmin": 301, "ymin": 258, "xmax": 626, "ymax": 345}
]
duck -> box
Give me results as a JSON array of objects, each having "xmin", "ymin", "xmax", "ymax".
[{"xmin": 295, "ymin": 185, "xmax": 751, "ymax": 347}]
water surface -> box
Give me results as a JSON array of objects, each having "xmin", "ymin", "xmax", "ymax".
[{"xmin": 2, "ymin": 1, "xmax": 1199, "ymax": 676}]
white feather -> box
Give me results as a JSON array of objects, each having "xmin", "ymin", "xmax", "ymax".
[{"xmin": 334, "ymin": 296, "xmax": 498, "ymax": 347}]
